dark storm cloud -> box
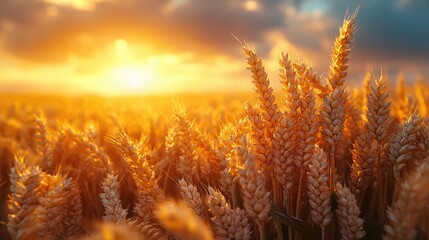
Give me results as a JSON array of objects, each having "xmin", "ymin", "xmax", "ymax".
[
  {"xmin": 325, "ymin": 0, "xmax": 429, "ymax": 61},
  {"xmin": 0, "ymin": 0, "xmax": 286, "ymax": 63}
]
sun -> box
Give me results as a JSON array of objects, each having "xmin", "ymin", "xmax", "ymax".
[
  {"xmin": 115, "ymin": 39, "xmax": 128, "ymax": 51},
  {"xmin": 244, "ymin": 0, "xmax": 259, "ymax": 12},
  {"xmin": 105, "ymin": 38, "xmax": 156, "ymax": 93},
  {"xmin": 43, "ymin": 0, "xmax": 103, "ymax": 10},
  {"xmin": 108, "ymin": 66, "xmax": 154, "ymax": 92}
]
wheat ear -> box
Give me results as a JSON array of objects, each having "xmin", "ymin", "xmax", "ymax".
[
  {"xmin": 192, "ymin": 128, "xmax": 221, "ymax": 177},
  {"xmin": 242, "ymin": 43, "xmax": 280, "ymax": 137},
  {"xmin": 206, "ymin": 187, "xmax": 251, "ymax": 240},
  {"xmin": 179, "ymin": 179, "xmax": 205, "ymax": 219},
  {"xmin": 336, "ymin": 183, "xmax": 366, "ymax": 240},
  {"xmin": 307, "ymin": 146, "xmax": 331, "ymax": 235},
  {"xmin": 100, "ymin": 173, "xmax": 128, "ymax": 224},
  {"xmin": 384, "ymin": 160, "xmax": 429, "ymax": 240},
  {"xmin": 390, "ymin": 114, "xmax": 423, "ymax": 180},
  {"xmin": 174, "ymin": 105, "xmax": 198, "ymax": 182},
  {"xmin": 274, "ymin": 53, "xmax": 300, "ymax": 195},
  {"xmin": 393, "ymin": 75, "xmax": 411, "ymax": 123},
  {"xmin": 156, "ymin": 201, "xmax": 214, "ymax": 240},
  {"xmin": 7, "ymin": 157, "xmax": 44, "ymax": 240},
  {"xmin": 37, "ymin": 174, "xmax": 83, "ymax": 239},
  {"xmin": 350, "ymin": 130, "xmax": 376, "ymax": 196},
  {"xmin": 320, "ymin": 86, "xmax": 346, "ymax": 193},
  {"xmin": 273, "ymin": 116, "xmax": 296, "ymax": 195},
  {"xmin": 293, "ymin": 61, "xmax": 328, "ymax": 94},
  {"xmin": 245, "ymin": 102, "xmax": 272, "ymax": 168},
  {"xmin": 34, "ymin": 114, "xmax": 54, "ymax": 172},
  {"xmin": 237, "ymin": 136, "xmax": 271, "ymax": 239},
  {"xmin": 327, "ymin": 9, "xmax": 357, "ymax": 90},
  {"xmin": 109, "ymin": 131, "xmax": 165, "ymax": 231},
  {"xmin": 80, "ymin": 222, "xmax": 142, "ymax": 240},
  {"xmin": 366, "ymin": 75, "xmax": 392, "ymax": 147},
  {"xmin": 295, "ymin": 73, "xmax": 318, "ymax": 216},
  {"xmin": 366, "ymin": 75, "xmax": 392, "ymax": 220}
]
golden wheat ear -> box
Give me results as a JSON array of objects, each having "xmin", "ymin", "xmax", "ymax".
[
  {"xmin": 366, "ymin": 75, "xmax": 392, "ymax": 146},
  {"xmin": 155, "ymin": 201, "xmax": 214, "ymax": 240},
  {"xmin": 336, "ymin": 182, "xmax": 366, "ymax": 240},
  {"xmin": 390, "ymin": 114, "xmax": 424, "ymax": 181},
  {"xmin": 320, "ymin": 86, "xmax": 346, "ymax": 193},
  {"xmin": 244, "ymin": 102, "xmax": 272, "ymax": 168},
  {"xmin": 350, "ymin": 130, "xmax": 375, "ymax": 197},
  {"xmin": 293, "ymin": 61, "xmax": 328, "ymax": 95},
  {"xmin": 272, "ymin": 115, "xmax": 296, "ymax": 197},
  {"xmin": 206, "ymin": 186, "xmax": 251, "ymax": 240},
  {"xmin": 100, "ymin": 172, "xmax": 128, "ymax": 224},
  {"xmin": 33, "ymin": 114, "xmax": 54, "ymax": 172},
  {"xmin": 178, "ymin": 179, "xmax": 205, "ymax": 219},
  {"xmin": 384, "ymin": 160, "xmax": 429, "ymax": 240},
  {"xmin": 78, "ymin": 222, "xmax": 142, "ymax": 240},
  {"xmin": 327, "ymin": 6, "xmax": 359, "ymax": 91},
  {"xmin": 237, "ymin": 136, "xmax": 271, "ymax": 239},
  {"xmin": 7, "ymin": 157, "xmax": 44, "ymax": 240},
  {"xmin": 393, "ymin": 75, "xmax": 411, "ymax": 123},
  {"xmin": 242, "ymin": 42, "xmax": 280, "ymax": 137},
  {"xmin": 108, "ymin": 130, "xmax": 166, "ymax": 237},
  {"xmin": 307, "ymin": 146, "xmax": 331, "ymax": 233},
  {"xmin": 38, "ymin": 175, "xmax": 83, "ymax": 239}
]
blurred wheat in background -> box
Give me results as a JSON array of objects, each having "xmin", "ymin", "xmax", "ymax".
[{"xmin": 2, "ymin": 7, "xmax": 429, "ymax": 240}]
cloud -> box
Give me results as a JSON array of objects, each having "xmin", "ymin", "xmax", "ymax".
[
  {"xmin": 0, "ymin": 0, "xmax": 287, "ymax": 63},
  {"xmin": 324, "ymin": 0, "xmax": 429, "ymax": 61},
  {"xmin": 0, "ymin": 0, "xmax": 47, "ymax": 27},
  {"xmin": 1, "ymin": 0, "xmax": 428, "ymax": 87}
]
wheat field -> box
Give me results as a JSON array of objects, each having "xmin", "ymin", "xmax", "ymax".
[{"xmin": 1, "ymin": 10, "xmax": 429, "ymax": 240}]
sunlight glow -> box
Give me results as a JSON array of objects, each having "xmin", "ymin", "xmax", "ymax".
[
  {"xmin": 115, "ymin": 39, "xmax": 129, "ymax": 58},
  {"xmin": 244, "ymin": 0, "xmax": 259, "ymax": 12},
  {"xmin": 43, "ymin": 0, "xmax": 109, "ymax": 10},
  {"xmin": 115, "ymin": 39, "xmax": 129, "ymax": 51},
  {"xmin": 109, "ymin": 66, "xmax": 153, "ymax": 90}
]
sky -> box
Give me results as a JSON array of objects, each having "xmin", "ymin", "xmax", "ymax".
[{"xmin": 0, "ymin": 0, "xmax": 428, "ymax": 95}]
